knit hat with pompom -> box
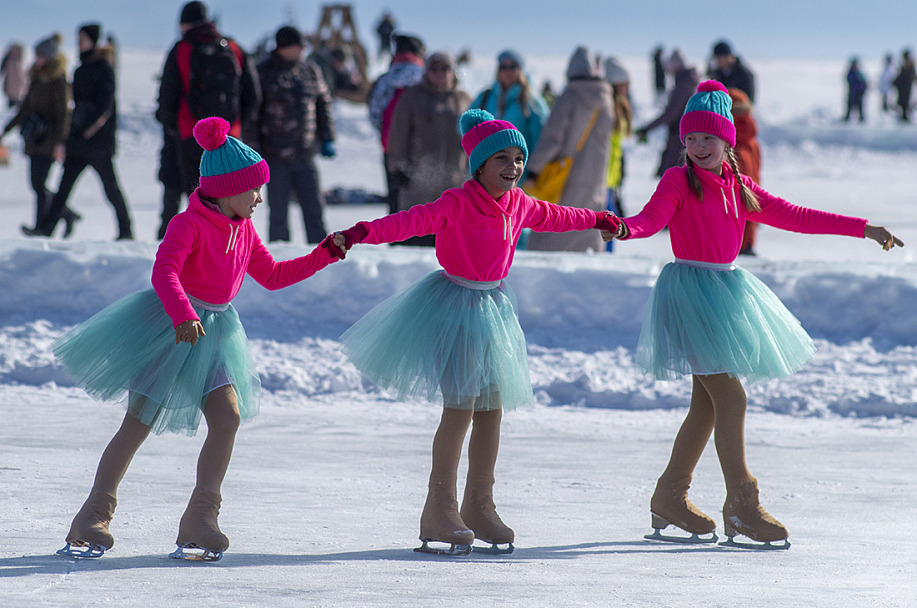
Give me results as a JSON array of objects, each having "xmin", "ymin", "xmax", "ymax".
[
  {"xmin": 193, "ymin": 117, "xmax": 270, "ymax": 198},
  {"xmin": 679, "ymin": 80, "xmax": 736, "ymax": 147},
  {"xmin": 459, "ymin": 109, "xmax": 528, "ymax": 175}
]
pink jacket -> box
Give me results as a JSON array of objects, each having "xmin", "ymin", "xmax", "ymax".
[
  {"xmin": 621, "ymin": 163, "xmax": 867, "ymax": 263},
  {"xmin": 152, "ymin": 191, "xmax": 335, "ymax": 327},
  {"xmin": 360, "ymin": 179, "xmax": 604, "ymax": 281}
]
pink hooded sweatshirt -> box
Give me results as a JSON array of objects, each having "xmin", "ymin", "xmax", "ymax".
[
  {"xmin": 152, "ymin": 191, "xmax": 335, "ymax": 327},
  {"xmin": 621, "ymin": 163, "xmax": 867, "ymax": 262},
  {"xmin": 359, "ymin": 179, "xmax": 606, "ymax": 281}
]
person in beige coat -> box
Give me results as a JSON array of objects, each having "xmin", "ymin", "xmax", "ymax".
[
  {"xmin": 524, "ymin": 46, "xmax": 614, "ymax": 252},
  {"xmin": 386, "ymin": 51, "xmax": 471, "ymax": 246}
]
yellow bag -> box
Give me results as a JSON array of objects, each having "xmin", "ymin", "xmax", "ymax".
[{"xmin": 527, "ymin": 109, "xmax": 600, "ymax": 203}]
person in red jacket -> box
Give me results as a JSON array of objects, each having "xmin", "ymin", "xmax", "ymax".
[
  {"xmin": 729, "ymin": 87, "xmax": 761, "ymax": 255},
  {"xmin": 155, "ymin": 1, "xmax": 260, "ymax": 232}
]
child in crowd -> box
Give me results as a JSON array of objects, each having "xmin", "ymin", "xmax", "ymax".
[
  {"xmin": 605, "ymin": 81, "xmax": 902, "ymax": 549},
  {"xmin": 55, "ymin": 117, "xmax": 338, "ymax": 561},
  {"xmin": 325, "ymin": 109, "xmax": 620, "ymax": 555}
]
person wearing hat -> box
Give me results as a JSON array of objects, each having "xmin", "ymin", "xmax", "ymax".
[
  {"xmin": 323, "ymin": 108, "xmax": 620, "ymax": 555},
  {"xmin": 156, "ymin": 0, "xmax": 261, "ymax": 231},
  {"xmin": 54, "ymin": 116, "xmax": 341, "ymax": 561},
  {"xmin": 25, "ymin": 23, "xmax": 133, "ymax": 240},
  {"xmin": 635, "ymin": 48, "xmax": 700, "ymax": 178},
  {"xmin": 525, "ymin": 46, "xmax": 615, "ymax": 252},
  {"xmin": 470, "ymin": 49, "xmax": 549, "ymax": 182},
  {"xmin": 2, "ymin": 33, "xmax": 81, "ymax": 235},
  {"xmin": 255, "ymin": 25, "xmax": 336, "ymax": 244},
  {"xmin": 367, "ymin": 32, "xmax": 426, "ymax": 214},
  {"xmin": 708, "ymin": 39, "xmax": 756, "ymax": 102},
  {"xmin": 384, "ymin": 51, "xmax": 470, "ymax": 246},
  {"xmin": 604, "ymin": 80, "xmax": 902, "ymax": 549},
  {"xmin": 602, "ymin": 57, "xmax": 633, "ymax": 247}
]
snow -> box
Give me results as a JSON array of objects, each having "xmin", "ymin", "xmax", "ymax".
[{"xmin": 1, "ymin": 50, "xmax": 916, "ymax": 607}]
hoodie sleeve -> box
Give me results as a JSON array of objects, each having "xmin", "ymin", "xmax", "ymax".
[
  {"xmin": 245, "ymin": 227, "xmax": 338, "ymax": 290},
  {"xmin": 151, "ymin": 215, "xmax": 200, "ymax": 327},
  {"xmin": 746, "ymin": 178, "xmax": 866, "ymax": 237}
]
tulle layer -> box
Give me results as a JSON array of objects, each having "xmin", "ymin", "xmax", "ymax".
[
  {"xmin": 52, "ymin": 289, "xmax": 260, "ymax": 435},
  {"xmin": 637, "ymin": 262, "xmax": 816, "ymax": 382},
  {"xmin": 341, "ymin": 271, "xmax": 532, "ymax": 410}
]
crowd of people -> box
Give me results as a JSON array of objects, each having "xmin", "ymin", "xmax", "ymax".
[{"xmin": 0, "ymin": 2, "xmax": 908, "ymax": 561}]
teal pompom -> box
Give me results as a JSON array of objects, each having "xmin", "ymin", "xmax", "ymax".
[{"xmin": 459, "ymin": 108, "xmax": 495, "ymax": 135}]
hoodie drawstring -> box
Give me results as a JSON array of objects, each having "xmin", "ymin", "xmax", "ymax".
[
  {"xmin": 503, "ymin": 215, "xmax": 510, "ymax": 240},
  {"xmin": 225, "ymin": 225, "xmax": 240, "ymax": 253},
  {"xmin": 720, "ymin": 187, "xmax": 739, "ymax": 219}
]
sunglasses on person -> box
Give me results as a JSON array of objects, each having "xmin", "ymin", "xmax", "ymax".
[{"xmin": 499, "ymin": 63, "xmax": 519, "ymax": 71}]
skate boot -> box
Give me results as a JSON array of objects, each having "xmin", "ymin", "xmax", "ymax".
[
  {"xmin": 416, "ymin": 482, "xmax": 474, "ymax": 556},
  {"xmin": 646, "ymin": 474, "xmax": 718, "ymax": 543},
  {"xmin": 171, "ymin": 488, "xmax": 229, "ymax": 561},
  {"xmin": 57, "ymin": 490, "xmax": 117, "ymax": 558},
  {"xmin": 721, "ymin": 479, "xmax": 790, "ymax": 550},
  {"xmin": 461, "ymin": 488, "xmax": 514, "ymax": 554}
]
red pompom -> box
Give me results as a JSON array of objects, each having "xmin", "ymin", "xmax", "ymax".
[
  {"xmin": 193, "ymin": 117, "xmax": 230, "ymax": 151},
  {"xmin": 697, "ymin": 80, "xmax": 728, "ymax": 94}
]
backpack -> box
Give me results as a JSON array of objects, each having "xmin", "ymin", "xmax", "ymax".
[{"xmin": 187, "ymin": 38, "xmax": 241, "ymax": 122}]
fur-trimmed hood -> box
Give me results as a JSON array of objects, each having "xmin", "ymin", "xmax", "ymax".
[{"xmin": 29, "ymin": 53, "xmax": 67, "ymax": 83}]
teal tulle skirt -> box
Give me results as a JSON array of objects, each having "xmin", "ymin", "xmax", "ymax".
[
  {"xmin": 637, "ymin": 260, "xmax": 816, "ymax": 383},
  {"xmin": 340, "ymin": 271, "xmax": 532, "ymax": 411},
  {"xmin": 52, "ymin": 289, "xmax": 260, "ymax": 436}
]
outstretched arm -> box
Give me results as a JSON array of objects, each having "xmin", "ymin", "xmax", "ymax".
[{"xmin": 863, "ymin": 224, "xmax": 904, "ymax": 251}]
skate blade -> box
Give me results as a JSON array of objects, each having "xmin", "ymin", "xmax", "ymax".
[
  {"xmin": 169, "ymin": 544, "xmax": 223, "ymax": 561},
  {"xmin": 472, "ymin": 542, "xmax": 514, "ymax": 555},
  {"xmin": 57, "ymin": 542, "xmax": 106, "ymax": 558},
  {"xmin": 414, "ymin": 540, "xmax": 472, "ymax": 556},
  {"xmin": 719, "ymin": 536, "xmax": 790, "ymax": 551},
  {"xmin": 644, "ymin": 528, "xmax": 718, "ymax": 544}
]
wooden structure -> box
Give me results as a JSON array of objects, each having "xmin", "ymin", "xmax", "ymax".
[{"xmin": 311, "ymin": 4, "xmax": 371, "ymax": 103}]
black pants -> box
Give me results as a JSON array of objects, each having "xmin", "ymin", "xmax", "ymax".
[
  {"xmin": 42, "ymin": 155, "xmax": 133, "ymax": 239},
  {"xmin": 266, "ymin": 155, "xmax": 327, "ymax": 244}
]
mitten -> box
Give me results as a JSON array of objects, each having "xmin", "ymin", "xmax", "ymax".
[
  {"xmin": 593, "ymin": 210, "xmax": 622, "ymax": 233},
  {"xmin": 320, "ymin": 140, "xmax": 336, "ymax": 158}
]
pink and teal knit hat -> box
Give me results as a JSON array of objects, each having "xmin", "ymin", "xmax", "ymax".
[
  {"xmin": 679, "ymin": 80, "xmax": 736, "ymax": 147},
  {"xmin": 459, "ymin": 109, "xmax": 528, "ymax": 174},
  {"xmin": 193, "ymin": 117, "xmax": 270, "ymax": 198}
]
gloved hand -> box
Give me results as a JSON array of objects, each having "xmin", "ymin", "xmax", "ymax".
[
  {"xmin": 321, "ymin": 223, "xmax": 369, "ymax": 260},
  {"xmin": 593, "ymin": 210, "xmax": 621, "ymax": 233},
  {"xmin": 320, "ymin": 140, "xmax": 336, "ymax": 158},
  {"xmin": 635, "ymin": 128, "xmax": 648, "ymax": 144}
]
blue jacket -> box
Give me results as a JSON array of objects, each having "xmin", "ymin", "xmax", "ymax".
[{"xmin": 471, "ymin": 81, "xmax": 549, "ymax": 154}]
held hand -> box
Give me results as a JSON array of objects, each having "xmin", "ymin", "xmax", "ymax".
[
  {"xmin": 601, "ymin": 220, "xmax": 628, "ymax": 242},
  {"xmin": 175, "ymin": 319, "xmax": 205, "ymax": 346},
  {"xmin": 320, "ymin": 233, "xmax": 347, "ymax": 259},
  {"xmin": 864, "ymin": 224, "xmax": 904, "ymax": 251}
]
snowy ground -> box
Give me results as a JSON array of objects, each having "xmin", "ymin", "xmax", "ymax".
[{"xmin": 1, "ymin": 51, "xmax": 916, "ymax": 607}]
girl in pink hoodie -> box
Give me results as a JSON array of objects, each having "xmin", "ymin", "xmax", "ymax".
[
  {"xmin": 605, "ymin": 81, "xmax": 902, "ymax": 549},
  {"xmin": 326, "ymin": 109, "xmax": 620, "ymax": 555},
  {"xmin": 54, "ymin": 117, "xmax": 338, "ymax": 561}
]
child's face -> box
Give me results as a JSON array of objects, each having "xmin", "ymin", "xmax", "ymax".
[
  {"xmin": 684, "ymin": 133, "xmax": 727, "ymax": 174},
  {"xmin": 477, "ymin": 146, "xmax": 525, "ymax": 198},
  {"xmin": 218, "ymin": 187, "xmax": 263, "ymax": 220}
]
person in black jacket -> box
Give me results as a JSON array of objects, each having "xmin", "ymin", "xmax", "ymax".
[
  {"xmin": 255, "ymin": 26, "xmax": 335, "ymax": 243},
  {"xmin": 708, "ymin": 40, "xmax": 756, "ymax": 103},
  {"xmin": 25, "ymin": 23, "xmax": 133, "ymax": 240},
  {"xmin": 155, "ymin": 0, "xmax": 260, "ymax": 233}
]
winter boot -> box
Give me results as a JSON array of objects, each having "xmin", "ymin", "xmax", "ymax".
[
  {"xmin": 419, "ymin": 481, "xmax": 475, "ymax": 547},
  {"xmin": 649, "ymin": 474, "xmax": 716, "ymax": 535},
  {"xmin": 64, "ymin": 490, "xmax": 117, "ymax": 551},
  {"xmin": 175, "ymin": 488, "xmax": 229, "ymax": 556},
  {"xmin": 723, "ymin": 479, "xmax": 788, "ymax": 544}
]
